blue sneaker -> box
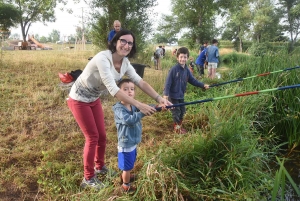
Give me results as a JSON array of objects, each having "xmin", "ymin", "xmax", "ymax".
[{"xmin": 80, "ymin": 176, "xmax": 105, "ymax": 190}]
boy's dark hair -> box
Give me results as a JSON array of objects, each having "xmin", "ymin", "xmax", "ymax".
[
  {"xmin": 176, "ymin": 47, "xmax": 189, "ymax": 57},
  {"xmin": 117, "ymin": 78, "xmax": 134, "ymax": 88},
  {"xmin": 158, "ymin": 45, "xmax": 162, "ymax": 48},
  {"xmin": 108, "ymin": 29, "xmax": 137, "ymax": 58},
  {"xmin": 212, "ymin": 39, "xmax": 218, "ymax": 44}
]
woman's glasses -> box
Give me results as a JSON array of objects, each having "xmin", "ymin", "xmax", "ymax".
[{"xmin": 119, "ymin": 39, "xmax": 134, "ymax": 47}]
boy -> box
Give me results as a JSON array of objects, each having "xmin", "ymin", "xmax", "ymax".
[
  {"xmin": 113, "ymin": 79, "xmax": 162, "ymax": 193},
  {"xmin": 189, "ymin": 57, "xmax": 195, "ymax": 73},
  {"xmin": 163, "ymin": 47, "xmax": 209, "ymax": 134},
  {"xmin": 206, "ymin": 39, "xmax": 219, "ymax": 79},
  {"xmin": 195, "ymin": 45, "xmax": 208, "ymax": 78}
]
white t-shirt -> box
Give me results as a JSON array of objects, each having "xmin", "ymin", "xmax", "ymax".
[{"xmin": 69, "ymin": 50, "xmax": 142, "ymax": 103}]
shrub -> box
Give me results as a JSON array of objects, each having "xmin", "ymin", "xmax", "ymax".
[{"xmin": 247, "ymin": 42, "xmax": 272, "ymax": 57}]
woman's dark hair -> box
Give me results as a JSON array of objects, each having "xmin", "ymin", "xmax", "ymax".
[
  {"xmin": 108, "ymin": 29, "xmax": 137, "ymax": 58},
  {"xmin": 176, "ymin": 47, "xmax": 189, "ymax": 57}
]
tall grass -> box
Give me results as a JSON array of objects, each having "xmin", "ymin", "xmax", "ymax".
[{"xmin": 0, "ymin": 47, "xmax": 299, "ymax": 200}]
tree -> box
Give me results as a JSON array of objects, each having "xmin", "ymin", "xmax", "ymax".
[
  {"xmin": 39, "ymin": 36, "xmax": 47, "ymax": 43},
  {"xmin": 0, "ymin": 2, "xmax": 20, "ymax": 31},
  {"xmin": 4, "ymin": 0, "xmax": 67, "ymax": 42},
  {"xmin": 88, "ymin": 0, "xmax": 157, "ymax": 50},
  {"xmin": 152, "ymin": 33, "xmax": 171, "ymax": 43},
  {"xmin": 158, "ymin": 0, "xmax": 218, "ymax": 47},
  {"xmin": 220, "ymin": 0, "xmax": 252, "ymax": 52},
  {"xmin": 278, "ymin": 0, "xmax": 300, "ymax": 49},
  {"xmin": 48, "ymin": 29, "xmax": 60, "ymax": 42},
  {"xmin": 252, "ymin": 0, "xmax": 280, "ymax": 43}
]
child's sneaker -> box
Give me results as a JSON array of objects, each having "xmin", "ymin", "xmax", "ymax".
[
  {"xmin": 94, "ymin": 165, "xmax": 117, "ymax": 177},
  {"xmin": 121, "ymin": 183, "xmax": 136, "ymax": 193},
  {"xmin": 80, "ymin": 176, "xmax": 105, "ymax": 190}
]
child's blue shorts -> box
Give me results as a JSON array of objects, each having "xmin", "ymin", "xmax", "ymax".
[{"xmin": 118, "ymin": 148, "xmax": 137, "ymax": 171}]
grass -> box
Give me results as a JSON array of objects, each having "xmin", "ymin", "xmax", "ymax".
[{"xmin": 0, "ymin": 46, "xmax": 299, "ymax": 200}]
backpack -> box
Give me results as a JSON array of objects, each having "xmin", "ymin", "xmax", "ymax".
[
  {"xmin": 58, "ymin": 69, "xmax": 82, "ymax": 83},
  {"xmin": 69, "ymin": 69, "xmax": 82, "ymax": 80}
]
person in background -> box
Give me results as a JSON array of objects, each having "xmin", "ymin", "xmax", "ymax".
[
  {"xmin": 113, "ymin": 79, "xmax": 164, "ymax": 193},
  {"xmin": 154, "ymin": 46, "xmax": 163, "ymax": 70},
  {"xmin": 67, "ymin": 29, "xmax": 172, "ymax": 190},
  {"xmin": 108, "ymin": 20, "xmax": 122, "ymax": 44},
  {"xmin": 172, "ymin": 48, "xmax": 177, "ymax": 56},
  {"xmin": 163, "ymin": 47, "xmax": 209, "ymax": 134},
  {"xmin": 199, "ymin": 41, "xmax": 208, "ymax": 69},
  {"xmin": 162, "ymin": 45, "xmax": 166, "ymax": 57},
  {"xmin": 206, "ymin": 39, "xmax": 219, "ymax": 79},
  {"xmin": 195, "ymin": 42, "xmax": 209, "ymax": 78},
  {"xmin": 199, "ymin": 41, "xmax": 208, "ymax": 53},
  {"xmin": 189, "ymin": 56, "xmax": 195, "ymax": 73}
]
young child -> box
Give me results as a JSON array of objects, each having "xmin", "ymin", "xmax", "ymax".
[
  {"xmin": 163, "ymin": 47, "xmax": 209, "ymax": 134},
  {"xmin": 112, "ymin": 79, "xmax": 161, "ymax": 193},
  {"xmin": 189, "ymin": 57, "xmax": 195, "ymax": 73}
]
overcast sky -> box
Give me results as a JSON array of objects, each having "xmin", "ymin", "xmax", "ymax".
[{"xmin": 10, "ymin": 0, "xmax": 172, "ymax": 39}]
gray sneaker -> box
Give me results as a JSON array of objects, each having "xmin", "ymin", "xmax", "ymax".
[
  {"xmin": 94, "ymin": 165, "xmax": 117, "ymax": 177},
  {"xmin": 80, "ymin": 176, "xmax": 105, "ymax": 190}
]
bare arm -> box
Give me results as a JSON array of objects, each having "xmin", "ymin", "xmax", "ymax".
[
  {"xmin": 114, "ymin": 80, "xmax": 172, "ymax": 115},
  {"xmin": 137, "ymin": 79, "xmax": 172, "ymax": 106}
]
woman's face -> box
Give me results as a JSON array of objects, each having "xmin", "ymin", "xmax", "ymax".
[{"xmin": 116, "ymin": 34, "xmax": 134, "ymax": 57}]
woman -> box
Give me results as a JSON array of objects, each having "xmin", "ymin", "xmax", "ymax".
[{"xmin": 67, "ymin": 29, "xmax": 171, "ymax": 190}]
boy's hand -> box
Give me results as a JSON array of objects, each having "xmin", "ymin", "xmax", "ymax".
[
  {"xmin": 203, "ymin": 84, "xmax": 209, "ymax": 89},
  {"xmin": 155, "ymin": 104, "xmax": 167, "ymax": 112}
]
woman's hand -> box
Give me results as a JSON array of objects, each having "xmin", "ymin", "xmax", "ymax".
[
  {"xmin": 157, "ymin": 96, "xmax": 172, "ymax": 110},
  {"xmin": 137, "ymin": 102, "xmax": 157, "ymax": 116}
]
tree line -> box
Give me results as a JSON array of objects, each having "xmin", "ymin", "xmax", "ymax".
[{"xmin": 1, "ymin": 0, "xmax": 300, "ymax": 51}]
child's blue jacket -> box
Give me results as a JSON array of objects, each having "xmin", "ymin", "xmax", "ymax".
[{"xmin": 113, "ymin": 102, "xmax": 145, "ymax": 148}]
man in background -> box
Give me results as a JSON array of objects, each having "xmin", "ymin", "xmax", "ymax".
[{"xmin": 108, "ymin": 20, "xmax": 122, "ymax": 44}]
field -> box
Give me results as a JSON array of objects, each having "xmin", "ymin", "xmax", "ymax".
[{"xmin": 0, "ymin": 47, "xmax": 299, "ymax": 200}]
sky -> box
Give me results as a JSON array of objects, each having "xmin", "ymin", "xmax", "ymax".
[{"xmin": 10, "ymin": 0, "xmax": 172, "ymax": 40}]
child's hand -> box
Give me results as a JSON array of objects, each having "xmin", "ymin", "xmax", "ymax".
[
  {"xmin": 155, "ymin": 104, "xmax": 168, "ymax": 112},
  {"xmin": 204, "ymin": 84, "xmax": 209, "ymax": 89}
]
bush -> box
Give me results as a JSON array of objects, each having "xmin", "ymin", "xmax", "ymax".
[
  {"xmin": 247, "ymin": 42, "xmax": 272, "ymax": 56},
  {"xmin": 221, "ymin": 52, "xmax": 251, "ymax": 65}
]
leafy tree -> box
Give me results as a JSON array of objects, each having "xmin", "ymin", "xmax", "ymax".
[
  {"xmin": 4, "ymin": 0, "xmax": 68, "ymax": 42},
  {"xmin": 220, "ymin": 0, "xmax": 252, "ymax": 52},
  {"xmin": 0, "ymin": 2, "xmax": 20, "ymax": 31},
  {"xmin": 39, "ymin": 36, "xmax": 47, "ymax": 43},
  {"xmin": 152, "ymin": 33, "xmax": 171, "ymax": 43},
  {"xmin": 48, "ymin": 29, "xmax": 60, "ymax": 42},
  {"xmin": 34, "ymin": 33, "xmax": 39, "ymax": 41},
  {"xmin": 278, "ymin": 0, "xmax": 300, "ymax": 49},
  {"xmin": 252, "ymin": 0, "xmax": 281, "ymax": 43},
  {"xmin": 159, "ymin": 0, "xmax": 217, "ymax": 46},
  {"xmin": 88, "ymin": 0, "xmax": 157, "ymax": 51}
]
